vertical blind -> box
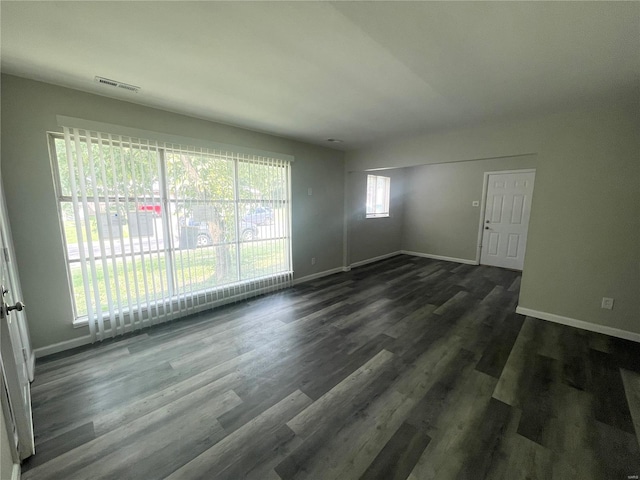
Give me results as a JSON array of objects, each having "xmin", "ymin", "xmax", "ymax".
[
  {"xmin": 365, "ymin": 174, "xmax": 391, "ymax": 218},
  {"xmin": 55, "ymin": 126, "xmax": 292, "ymax": 341}
]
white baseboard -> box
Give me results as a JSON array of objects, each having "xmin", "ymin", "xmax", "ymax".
[
  {"xmin": 294, "ymin": 251, "xmax": 407, "ymax": 284},
  {"xmin": 401, "ymin": 250, "xmax": 478, "ymax": 265},
  {"xmin": 34, "ymin": 334, "xmax": 94, "ymax": 359},
  {"xmin": 516, "ymin": 306, "xmax": 640, "ymax": 343},
  {"xmin": 12, "ymin": 463, "xmax": 21, "ymax": 480},
  {"xmin": 350, "ymin": 251, "xmax": 402, "ymax": 269},
  {"xmin": 293, "ymin": 267, "xmax": 349, "ymax": 286}
]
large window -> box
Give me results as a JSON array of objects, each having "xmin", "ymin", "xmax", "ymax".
[
  {"xmin": 51, "ymin": 127, "xmax": 292, "ymax": 340},
  {"xmin": 366, "ymin": 174, "xmax": 390, "ymax": 218}
]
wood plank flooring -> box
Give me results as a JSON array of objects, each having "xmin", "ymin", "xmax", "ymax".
[{"xmin": 22, "ymin": 255, "xmax": 640, "ymax": 479}]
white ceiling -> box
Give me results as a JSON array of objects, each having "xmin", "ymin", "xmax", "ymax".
[{"xmin": 2, "ymin": 1, "xmax": 639, "ymax": 150}]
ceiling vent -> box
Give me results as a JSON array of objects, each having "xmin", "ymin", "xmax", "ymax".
[{"xmin": 94, "ymin": 76, "xmax": 140, "ymax": 93}]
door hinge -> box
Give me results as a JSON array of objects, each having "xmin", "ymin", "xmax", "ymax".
[
  {"xmin": 22, "ymin": 348, "xmax": 28, "ymax": 364},
  {"xmin": 2, "ymin": 247, "xmax": 9, "ymax": 263}
]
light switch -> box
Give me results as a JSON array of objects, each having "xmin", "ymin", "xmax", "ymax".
[{"xmin": 308, "ymin": 188, "xmax": 312, "ymax": 196}]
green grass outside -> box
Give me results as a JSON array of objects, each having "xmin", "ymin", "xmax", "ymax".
[{"xmin": 64, "ymin": 219, "xmax": 130, "ymax": 245}]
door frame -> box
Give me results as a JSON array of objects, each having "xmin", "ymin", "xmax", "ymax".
[
  {"xmin": 1, "ymin": 369, "xmax": 22, "ymax": 473},
  {"xmin": 475, "ymin": 169, "xmax": 536, "ymax": 266},
  {"xmin": 0, "ymin": 189, "xmax": 34, "ymax": 382},
  {"xmin": 0, "ymin": 174, "xmax": 35, "ymax": 461},
  {"xmin": 1, "ymin": 311, "xmax": 35, "ymax": 460}
]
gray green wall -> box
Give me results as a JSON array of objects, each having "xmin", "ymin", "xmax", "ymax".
[
  {"xmin": 347, "ymin": 104, "xmax": 640, "ymax": 336},
  {"xmin": 0, "ymin": 74, "xmax": 345, "ymax": 350},
  {"xmin": 403, "ymin": 156, "xmax": 537, "ymax": 261},
  {"xmin": 347, "ymin": 169, "xmax": 405, "ymax": 265}
]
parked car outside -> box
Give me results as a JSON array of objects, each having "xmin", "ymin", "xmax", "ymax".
[
  {"xmin": 242, "ymin": 206, "xmax": 274, "ymax": 226},
  {"xmin": 195, "ymin": 220, "xmax": 258, "ymax": 247}
]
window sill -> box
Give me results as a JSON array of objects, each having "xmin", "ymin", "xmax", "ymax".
[
  {"xmin": 365, "ymin": 214, "xmax": 390, "ymax": 219},
  {"xmin": 73, "ymin": 317, "xmax": 89, "ymax": 328}
]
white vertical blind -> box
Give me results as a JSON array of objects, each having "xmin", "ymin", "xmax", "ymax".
[
  {"xmin": 365, "ymin": 174, "xmax": 391, "ymax": 218},
  {"xmin": 56, "ymin": 127, "xmax": 292, "ymax": 341}
]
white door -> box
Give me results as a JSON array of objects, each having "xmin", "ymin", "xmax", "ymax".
[
  {"xmin": 0, "ymin": 180, "xmax": 35, "ymax": 460},
  {"xmin": 480, "ymin": 171, "xmax": 535, "ymax": 270}
]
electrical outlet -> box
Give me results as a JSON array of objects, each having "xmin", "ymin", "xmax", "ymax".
[
  {"xmin": 472, "ymin": 201, "xmax": 479, "ymax": 207},
  {"xmin": 311, "ymin": 257, "xmax": 316, "ymax": 265},
  {"xmin": 601, "ymin": 297, "xmax": 614, "ymax": 310}
]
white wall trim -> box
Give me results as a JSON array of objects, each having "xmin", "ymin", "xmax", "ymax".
[
  {"xmin": 516, "ymin": 306, "xmax": 640, "ymax": 343},
  {"xmin": 33, "ymin": 334, "xmax": 93, "ymax": 359},
  {"xmin": 350, "ymin": 251, "xmax": 402, "ymax": 268},
  {"xmin": 12, "ymin": 463, "xmax": 21, "ymax": 480},
  {"xmin": 401, "ymin": 250, "xmax": 478, "ymax": 265},
  {"xmin": 293, "ymin": 267, "xmax": 349, "ymax": 286}
]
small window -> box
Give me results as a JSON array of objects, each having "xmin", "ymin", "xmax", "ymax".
[{"xmin": 366, "ymin": 174, "xmax": 390, "ymax": 218}]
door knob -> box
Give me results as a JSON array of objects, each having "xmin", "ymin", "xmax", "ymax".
[
  {"xmin": 485, "ymin": 226, "xmax": 490, "ymax": 230},
  {"xmin": 6, "ymin": 301, "xmax": 25, "ymax": 312}
]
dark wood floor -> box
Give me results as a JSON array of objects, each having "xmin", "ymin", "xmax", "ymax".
[{"xmin": 23, "ymin": 255, "xmax": 640, "ymax": 479}]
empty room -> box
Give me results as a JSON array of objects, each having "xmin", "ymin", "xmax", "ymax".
[{"xmin": 1, "ymin": 2, "xmax": 639, "ymax": 479}]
